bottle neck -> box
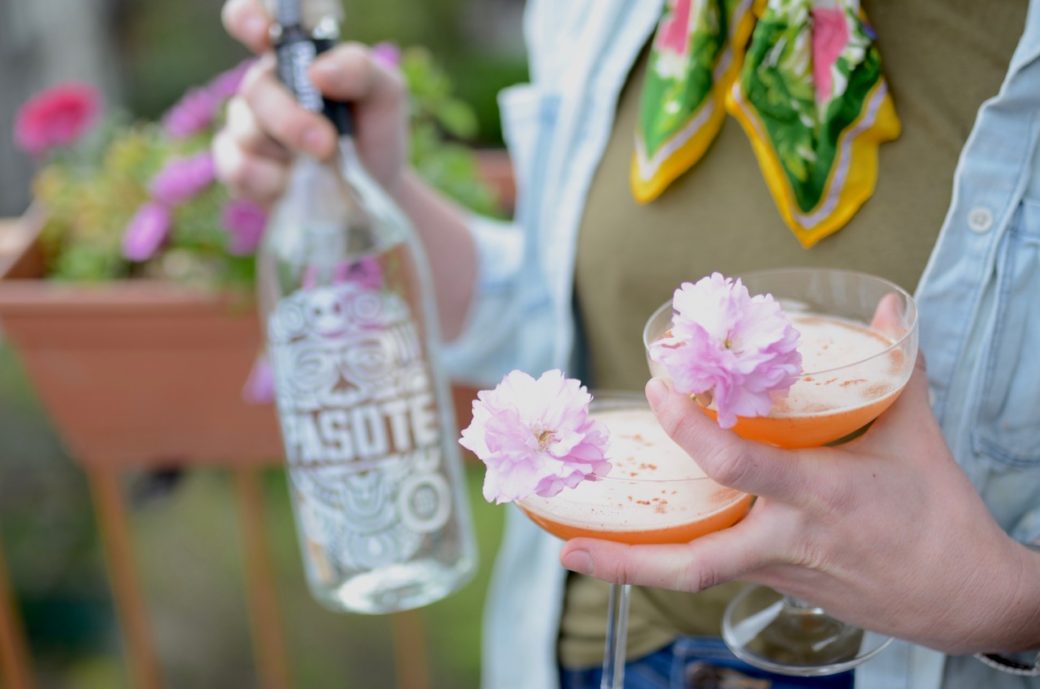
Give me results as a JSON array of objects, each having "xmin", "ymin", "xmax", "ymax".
[{"xmin": 274, "ymin": 22, "xmax": 354, "ymax": 137}]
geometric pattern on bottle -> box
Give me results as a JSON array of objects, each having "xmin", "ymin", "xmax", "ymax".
[{"xmin": 268, "ymin": 281, "xmax": 451, "ymax": 575}]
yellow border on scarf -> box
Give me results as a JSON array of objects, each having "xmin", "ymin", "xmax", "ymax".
[
  {"xmin": 631, "ymin": 100, "xmax": 725, "ymax": 203},
  {"xmin": 630, "ymin": 0, "xmax": 762, "ymax": 205},
  {"xmin": 725, "ymin": 78, "xmax": 901, "ymax": 248}
]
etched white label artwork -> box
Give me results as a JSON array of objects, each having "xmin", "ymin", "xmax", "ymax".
[{"xmin": 268, "ymin": 281, "xmax": 450, "ymax": 576}]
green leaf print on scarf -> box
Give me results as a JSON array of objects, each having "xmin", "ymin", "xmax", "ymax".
[{"xmin": 742, "ymin": 0, "xmax": 883, "ymax": 213}]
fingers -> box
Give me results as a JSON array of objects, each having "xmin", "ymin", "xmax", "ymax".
[
  {"xmin": 213, "ymin": 128, "xmax": 289, "ymax": 203},
  {"xmin": 310, "ymin": 42, "xmax": 406, "ymax": 108},
  {"xmin": 857, "ymin": 354, "xmax": 943, "ymax": 452},
  {"xmin": 560, "ymin": 515, "xmax": 781, "ymax": 591},
  {"xmin": 239, "ymin": 58, "xmax": 336, "ymax": 159},
  {"xmin": 870, "ymin": 292, "xmax": 910, "ymax": 340},
  {"xmin": 645, "ymin": 379, "xmax": 812, "ymax": 501},
  {"xmin": 224, "ymin": 97, "xmax": 292, "ymax": 161},
  {"xmin": 222, "ymin": 0, "xmax": 272, "ymax": 53}
]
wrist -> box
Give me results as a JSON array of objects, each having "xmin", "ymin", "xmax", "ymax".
[
  {"xmin": 385, "ymin": 166, "xmax": 414, "ymax": 204},
  {"xmin": 976, "ymin": 540, "xmax": 1040, "ymax": 654}
]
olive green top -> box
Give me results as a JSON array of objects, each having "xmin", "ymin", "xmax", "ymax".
[{"xmin": 562, "ymin": 0, "xmax": 1027, "ymax": 668}]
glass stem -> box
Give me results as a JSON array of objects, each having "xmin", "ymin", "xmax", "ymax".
[
  {"xmin": 601, "ymin": 583, "xmax": 631, "ymax": 689},
  {"xmin": 785, "ymin": 595, "xmax": 826, "ymax": 614}
]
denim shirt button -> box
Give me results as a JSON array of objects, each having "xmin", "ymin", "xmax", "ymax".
[{"xmin": 968, "ymin": 206, "xmax": 994, "ymax": 233}]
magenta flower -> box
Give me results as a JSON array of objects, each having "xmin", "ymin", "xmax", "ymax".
[
  {"xmin": 650, "ymin": 273, "xmax": 802, "ymax": 429},
  {"xmin": 208, "ymin": 59, "xmax": 253, "ymax": 100},
  {"xmin": 162, "ymin": 87, "xmax": 219, "ymax": 139},
  {"xmin": 221, "ymin": 199, "xmax": 267, "ymax": 255},
  {"xmin": 459, "ymin": 369, "xmax": 611, "ymax": 504},
  {"xmin": 371, "ymin": 42, "xmax": 401, "ymax": 69},
  {"xmin": 122, "ymin": 202, "xmax": 172, "ymax": 262},
  {"xmin": 242, "ymin": 354, "xmax": 275, "ymax": 405},
  {"xmin": 14, "ymin": 82, "xmax": 101, "ymax": 156},
  {"xmin": 162, "ymin": 60, "xmax": 253, "ymax": 138},
  {"xmin": 150, "ymin": 151, "xmax": 216, "ymax": 206}
]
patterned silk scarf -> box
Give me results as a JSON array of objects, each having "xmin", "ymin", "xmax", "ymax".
[{"xmin": 632, "ymin": 0, "xmax": 900, "ymax": 248}]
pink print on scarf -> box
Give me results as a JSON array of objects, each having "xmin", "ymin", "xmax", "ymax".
[
  {"xmin": 812, "ymin": 7, "xmax": 849, "ymax": 104},
  {"xmin": 656, "ymin": 0, "xmax": 694, "ymax": 58}
]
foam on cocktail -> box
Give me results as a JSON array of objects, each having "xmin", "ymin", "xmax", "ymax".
[
  {"xmin": 775, "ymin": 313, "xmax": 906, "ymax": 416},
  {"xmin": 519, "ymin": 408, "xmax": 751, "ymax": 544}
]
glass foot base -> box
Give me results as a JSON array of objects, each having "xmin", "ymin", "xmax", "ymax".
[{"xmin": 722, "ymin": 585, "xmax": 892, "ymax": 676}]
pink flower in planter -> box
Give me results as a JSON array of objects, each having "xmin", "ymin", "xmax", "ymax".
[
  {"xmin": 649, "ymin": 273, "xmax": 802, "ymax": 428},
  {"xmin": 372, "ymin": 42, "xmax": 402, "ymax": 69},
  {"xmin": 14, "ymin": 82, "xmax": 100, "ymax": 156},
  {"xmin": 242, "ymin": 354, "xmax": 275, "ymax": 405},
  {"xmin": 122, "ymin": 202, "xmax": 172, "ymax": 262},
  {"xmin": 150, "ymin": 151, "xmax": 216, "ymax": 206},
  {"xmin": 221, "ymin": 199, "xmax": 267, "ymax": 255},
  {"xmin": 208, "ymin": 59, "xmax": 254, "ymax": 100},
  {"xmin": 162, "ymin": 87, "xmax": 220, "ymax": 139},
  {"xmin": 460, "ymin": 369, "xmax": 611, "ymax": 504},
  {"xmin": 163, "ymin": 60, "xmax": 254, "ymax": 138}
]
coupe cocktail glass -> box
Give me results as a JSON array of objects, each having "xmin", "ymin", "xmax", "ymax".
[
  {"xmin": 517, "ymin": 394, "xmax": 753, "ymax": 689},
  {"xmin": 643, "ymin": 268, "xmax": 919, "ymax": 676}
]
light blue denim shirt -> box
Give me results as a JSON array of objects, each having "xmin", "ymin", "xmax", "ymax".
[{"xmin": 441, "ymin": 2, "xmax": 1040, "ymax": 687}]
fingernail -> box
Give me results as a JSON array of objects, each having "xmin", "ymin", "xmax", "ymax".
[
  {"xmin": 310, "ymin": 59, "xmax": 334, "ymax": 80},
  {"xmin": 562, "ymin": 549, "xmax": 593, "ymax": 575},
  {"xmin": 645, "ymin": 378, "xmax": 669, "ymax": 408},
  {"xmin": 244, "ymin": 14, "xmax": 269, "ymax": 43}
]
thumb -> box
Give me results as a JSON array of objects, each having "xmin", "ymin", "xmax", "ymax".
[
  {"xmin": 646, "ymin": 378, "xmax": 812, "ymax": 502},
  {"xmin": 559, "ymin": 514, "xmax": 779, "ymax": 593}
]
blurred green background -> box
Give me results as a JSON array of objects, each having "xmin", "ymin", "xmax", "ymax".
[
  {"xmin": 119, "ymin": 0, "xmax": 526, "ymax": 145},
  {"xmin": 0, "ymin": 0, "xmax": 523, "ymax": 686}
]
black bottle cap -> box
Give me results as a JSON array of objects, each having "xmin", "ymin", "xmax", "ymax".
[{"xmin": 274, "ymin": 20, "xmax": 354, "ymax": 137}]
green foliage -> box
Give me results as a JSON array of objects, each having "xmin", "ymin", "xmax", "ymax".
[
  {"xmin": 403, "ymin": 47, "xmax": 502, "ymax": 218},
  {"xmin": 120, "ymin": 0, "xmax": 525, "ymax": 146}
]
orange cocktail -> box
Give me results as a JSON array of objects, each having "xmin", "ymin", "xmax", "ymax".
[
  {"xmin": 707, "ymin": 313, "xmax": 908, "ymax": 448},
  {"xmin": 645, "ymin": 308, "xmax": 915, "ymax": 449},
  {"xmin": 518, "ymin": 403, "xmax": 752, "ymax": 545}
]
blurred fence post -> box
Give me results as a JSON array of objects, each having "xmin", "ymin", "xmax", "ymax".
[
  {"xmin": 89, "ymin": 468, "xmax": 164, "ymax": 689},
  {"xmin": 0, "ymin": 535, "xmax": 35, "ymax": 689},
  {"xmin": 233, "ymin": 467, "xmax": 293, "ymax": 689}
]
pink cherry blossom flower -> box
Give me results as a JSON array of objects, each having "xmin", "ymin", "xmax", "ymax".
[
  {"xmin": 122, "ymin": 202, "xmax": 172, "ymax": 262},
  {"xmin": 14, "ymin": 82, "xmax": 100, "ymax": 156},
  {"xmin": 221, "ymin": 199, "xmax": 267, "ymax": 255},
  {"xmin": 460, "ymin": 370, "xmax": 611, "ymax": 504},
  {"xmin": 150, "ymin": 151, "xmax": 216, "ymax": 206},
  {"xmin": 650, "ymin": 273, "xmax": 802, "ymax": 429}
]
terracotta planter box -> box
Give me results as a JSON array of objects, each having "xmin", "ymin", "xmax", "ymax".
[
  {"xmin": 0, "ymin": 218, "xmax": 280, "ymax": 469},
  {"xmin": 0, "ymin": 214, "xmax": 483, "ymax": 470}
]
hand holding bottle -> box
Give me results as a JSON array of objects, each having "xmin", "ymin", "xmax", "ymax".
[
  {"xmin": 215, "ymin": 0, "xmax": 409, "ymax": 202},
  {"xmin": 216, "ymin": 0, "xmax": 480, "ymax": 343}
]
